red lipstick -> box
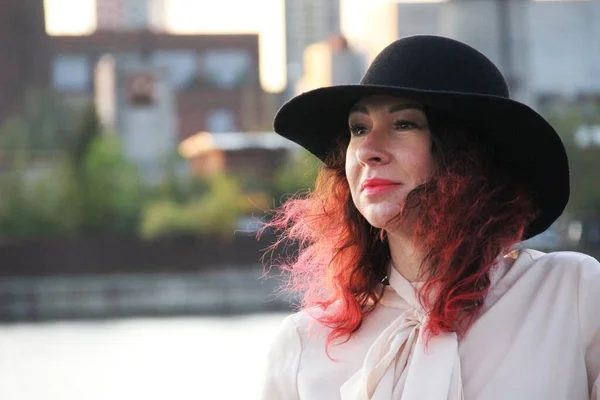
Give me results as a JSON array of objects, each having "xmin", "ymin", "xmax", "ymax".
[{"xmin": 361, "ymin": 178, "xmax": 402, "ymax": 196}]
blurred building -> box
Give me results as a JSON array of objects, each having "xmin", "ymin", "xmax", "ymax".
[
  {"xmin": 95, "ymin": 55, "xmax": 178, "ymax": 181},
  {"xmin": 297, "ymin": 34, "xmax": 366, "ymax": 94},
  {"xmin": 389, "ymin": 0, "xmax": 600, "ymax": 106},
  {"xmin": 49, "ymin": 32, "xmax": 279, "ymax": 180},
  {"xmin": 285, "ymin": 0, "xmax": 341, "ymax": 98},
  {"xmin": 178, "ymin": 131, "xmax": 299, "ymax": 179},
  {"xmin": 340, "ymin": 0, "xmax": 399, "ymax": 65},
  {"xmin": 0, "ymin": 0, "xmax": 49, "ymax": 126},
  {"xmin": 527, "ymin": 1, "xmax": 600, "ymax": 101},
  {"xmin": 395, "ymin": 0, "xmax": 530, "ymax": 102},
  {"xmin": 96, "ymin": 0, "xmax": 166, "ymax": 31}
]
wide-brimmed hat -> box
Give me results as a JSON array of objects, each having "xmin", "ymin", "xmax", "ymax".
[{"xmin": 273, "ymin": 35, "xmax": 569, "ymax": 239}]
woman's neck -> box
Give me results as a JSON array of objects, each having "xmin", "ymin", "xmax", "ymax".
[{"xmin": 387, "ymin": 230, "xmax": 427, "ymax": 282}]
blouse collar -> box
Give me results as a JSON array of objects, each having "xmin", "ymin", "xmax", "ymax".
[{"xmin": 339, "ymin": 251, "xmax": 518, "ymax": 400}]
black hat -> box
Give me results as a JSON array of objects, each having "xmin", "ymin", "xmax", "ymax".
[{"xmin": 273, "ymin": 35, "xmax": 569, "ymax": 239}]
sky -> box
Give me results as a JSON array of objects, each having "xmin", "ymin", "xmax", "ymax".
[{"xmin": 43, "ymin": 0, "xmax": 286, "ymax": 92}]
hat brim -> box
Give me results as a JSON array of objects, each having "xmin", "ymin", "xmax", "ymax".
[{"xmin": 274, "ymin": 85, "xmax": 570, "ymax": 239}]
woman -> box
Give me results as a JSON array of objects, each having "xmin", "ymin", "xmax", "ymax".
[{"xmin": 260, "ymin": 35, "xmax": 600, "ymax": 399}]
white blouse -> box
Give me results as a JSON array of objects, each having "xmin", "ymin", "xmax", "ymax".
[{"xmin": 260, "ymin": 249, "xmax": 600, "ymax": 400}]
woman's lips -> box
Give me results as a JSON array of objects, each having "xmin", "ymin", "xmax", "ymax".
[
  {"xmin": 361, "ymin": 179, "xmax": 402, "ymax": 196},
  {"xmin": 362, "ymin": 183, "xmax": 401, "ymax": 196}
]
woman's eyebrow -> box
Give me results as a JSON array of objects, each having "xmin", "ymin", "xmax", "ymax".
[
  {"xmin": 349, "ymin": 104, "xmax": 368, "ymax": 115},
  {"xmin": 388, "ymin": 103, "xmax": 423, "ymax": 113},
  {"xmin": 349, "ymin": 103, "xmax": 424, "ymax": 115}
]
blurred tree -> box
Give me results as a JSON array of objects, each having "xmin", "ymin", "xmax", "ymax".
[
  {"xmin": 0, "ymin": 91, "xmax": 327, "ymax": 241},
  {"xmin": 0, "ymin": 90, "xmax": 77, "ymax": 166},
  {"xmin": 0, "ymin": 93, "xmax": 145, "ymax": 239},
  {"xmin": 69, "ymin": 103, "xmax": 103, "ymax": 174},
  {"xmin": 271, "ymin": 148, "xmax": 321, "ymax": 206},
  {"xmin": 150, "ymin": 151, "xmax": 209, "ymax": 204},
  {"xmin": 139, "ymin": 200, "xmax": 198, "ymax": 239},
  {"xmin": 196, "ymin": 172, "xmax": 245, "ymax": 238},
  {"xmin": 0, "ymin": 159, "xmax": 79, "ymax": 238},
  {"xmin": 76, "ymin": 135, "xmax": 144, "ymax": 235},
  {"xmin": 542, "ymin": 100, "xmax": 600, "ymax": 213},
  {"xmin": 0, "ymin": 90, "xmax": 80, "ymax": 238},
  {"xmin": 140, "ymin": 172, "xmax": 245, "ymax": 240}
]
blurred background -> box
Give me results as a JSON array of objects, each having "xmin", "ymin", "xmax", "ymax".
[{"xmin": 0, "ymin": 0, "xmax": 599, "ymax": 398}]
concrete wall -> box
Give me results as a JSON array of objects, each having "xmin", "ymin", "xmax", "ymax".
[{"xmin": 0, "ymin": 267, "xmax": 294, "ymax": 322}]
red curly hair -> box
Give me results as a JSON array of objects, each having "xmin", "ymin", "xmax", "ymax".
[{"xmin": 260, "ymin": 109, "xmax": 537, "ymax": 349}]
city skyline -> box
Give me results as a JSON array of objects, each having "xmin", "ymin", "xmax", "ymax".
[{"xmin": 42, "ymin": 0, "xmax": 567, "ymax": 93}]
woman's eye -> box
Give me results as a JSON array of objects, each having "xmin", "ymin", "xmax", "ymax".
[
  {"xmin": 394, "ymin": 119, "xmax": 417, "ymax": 130},
  {"xmin": 349, "ymin": 124, "xmax": 369, "ymax": 136}
]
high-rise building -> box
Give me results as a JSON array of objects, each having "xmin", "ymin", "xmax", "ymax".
[
  {"xmin": 0, "ymin": 0, "xmax": 49, "ymax": 125},
  {"xmin": 95, "ymin": 0, "xmax": 166, "ymax": 31},
  {"xmin": 391, "ymin": 0, "xmax": 600, "ymax": 106},
  {"xmin": 285, "ymin": 0, "xmax": 341, "ymax": 98},
  {"xmin": 297, "ymin": 35, "xmax": 366, "ymax": 94},
  {"xmin": 340, "ymin": 0, "xmax": 398, "ymax": 66}
]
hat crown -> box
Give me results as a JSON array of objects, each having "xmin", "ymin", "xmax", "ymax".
[{"xmin": 361, "ymin": 35, "xmax": 509, "ymax": 98}]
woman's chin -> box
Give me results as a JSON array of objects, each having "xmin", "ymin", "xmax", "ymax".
[
  {"xmin": 363, "ymin": 211, "xmax": 402, "ymax": 231},
  {"xmin": 355, "ymin": 197, "xmax": 406, "ymax": 230}
]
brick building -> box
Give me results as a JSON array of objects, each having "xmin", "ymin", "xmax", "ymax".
[
  {"xmin": 49, "ymin": 31, "xmax": 277, "ymax": 140},
  {"xmin": 0, "ymin": 0, "xmax": 49, "ymax": 125},
  {"xmin": 48, "ymin": 31, "xmax": 284, "ymax": 180},
  {"xmin": 0, "ymin": 0, "xmax": 284, "ymax": 178}
]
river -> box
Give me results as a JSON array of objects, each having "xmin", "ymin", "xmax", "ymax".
[{"xmin": 0, "ymin": 313, "xmax": 289, "ymax": 400}]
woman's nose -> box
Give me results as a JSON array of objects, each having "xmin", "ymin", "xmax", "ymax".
[{"xmin": 355, "ymin": 127, "xmax": 391, "ymax": 166}]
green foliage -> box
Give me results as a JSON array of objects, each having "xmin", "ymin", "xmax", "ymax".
[
  {"xmin": 271, "ymin": 148, "xmax": 322, "ymax": 204},
  {"xmin": 76, "ymin": 135, "xmax": 144, "ymax": 235},
  {"xmin": 541, "ymin": 101, "xmax": 600, "ymax": 213},
  {"xmin": 140, "ymin": 173, "xmax": 244, "ymax": 240},
  {"xmin": 0, "ymin": 91, "xmax": 80, "ymax": 238},
  {"xmin": 139, "ymin": 149, "xmax": 322, "ymax": 239},
  {"xmin": 196, "ymin": 173, "xmax": 245, "ymax": 236},
  {"xmin": 0, "ymin": 90, "xmax": 77, "ymax": 158},
  {"xmin": 0, "ymin": 94, "xmax": 145, "ymax": 239},
  {"xmin": 139, "ymin": 200, "xmax": 205, "ymax": 239},
  {"xmin": 149, "ymin": 152, "xmax": 209, "ymax": 204},
  {"xmin": 0, "ymin": 90, "xmax": 328, "ymax": 240},
  {"xmin": 69, "ymin": 103, "xmax": 103, "ymax": 172},
  {"xmin": 0, "ymin": 136, "xmax": 144, "ymax": 238},
  {"xmin": 0, "ymin": 160, "xmax": 79, "ymax": 238}
]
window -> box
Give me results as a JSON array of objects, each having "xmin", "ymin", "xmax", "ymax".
[
  {"xmin": 52, "ymin": 54, "xmax": 90, "ymax": 91},
  {"xmin": 199, "ymin": 49, "xmax": 252, "ymax": 89},
  {"xmin": 206, "ymin": 109, "xmax": 236, "ymax": 133},
  {"xmin": 152, "ymin": 51, "xmax": 197, "ymax": 88}
]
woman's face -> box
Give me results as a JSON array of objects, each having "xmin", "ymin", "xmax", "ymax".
[{"xmin": 345, "ymin": 95, "xmax": 435, "ymax": 230}]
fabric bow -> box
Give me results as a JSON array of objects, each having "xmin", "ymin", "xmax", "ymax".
[{"xmin": 340, "ymin": 268, "xmax": 464, "ymax": 400}]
